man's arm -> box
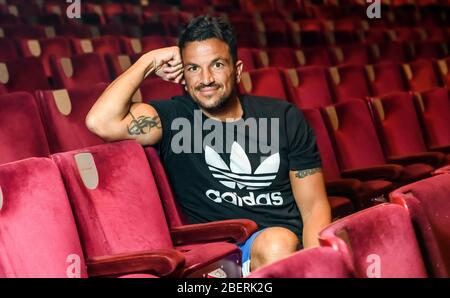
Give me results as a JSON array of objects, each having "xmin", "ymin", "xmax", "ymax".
[
  {"xmin": 85, "ymin": 46, "xmax": 184, "ymax": 146},
  {"xmin": 289, "ymin": 169, "xmax": 331, "ymax": 248}
]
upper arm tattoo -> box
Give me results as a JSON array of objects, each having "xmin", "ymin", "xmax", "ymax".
[
  {"xmin": 127, "ymin": 111, "xmax": 161, "ymax": 136},
  {"xmin": 295, "ymin": 167, "xmax": 322, "ymax": 179}
]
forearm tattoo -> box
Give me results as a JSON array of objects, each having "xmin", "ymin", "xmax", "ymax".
[
  {"xmin": 295, "ymin": 167, "xmax": 322, "ymax": 179},
  {"xmin": 127, "ymin": 112, "xmax": 161, "ymax": 136}
]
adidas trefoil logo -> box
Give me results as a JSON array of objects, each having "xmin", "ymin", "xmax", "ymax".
[{"xmin": 205, "ymin": 142, "xmax": 280, "ymax": 190}]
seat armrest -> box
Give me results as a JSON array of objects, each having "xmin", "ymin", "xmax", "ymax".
[
  {"xmin": 387, "ymin": 152, "xmax": 444, "ymax": 167},
  {"xmin": 170, "ymin": 219, "xmax": 258, "ymax": 245},
  {"xmin": 87, "ymin": 249, "xmax": 185, "ymax": 278},
  {"xmin": 429, "ymin": 145, "xmax": 450, "ymax": 154},
  {"xmin": 340, "ymin": 164, "xmax": 402, "ymax": 181},
  {"xmin": 326, "ymin": 179, "xmax": 363, "ymax": 197}
]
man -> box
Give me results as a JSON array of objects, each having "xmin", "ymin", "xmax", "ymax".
[{"xmin": 86, "ymin": 16, "xmax": 331, "ymax": 276}]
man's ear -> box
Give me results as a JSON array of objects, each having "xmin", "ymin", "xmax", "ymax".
[{"xmin": 235, "ymin": 60, "xmax": 244, "ymax": 83}]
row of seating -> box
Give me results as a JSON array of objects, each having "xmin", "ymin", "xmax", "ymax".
[
  {"xmin": 240, "ymin": 61, "xmax": 450, "ymax": 104},
  {"xmin": 1, "ymin": 140, "xmax": 449, "ymax": 277},
  {"xmin": 2, "ymin": 46, "xmax": 450, "ymax": 97},
  {"xmin": 1, "ymin": 85, "xmax": 449, "ymax": 215},
  {"xmin": 2, "ymin": 34, "xmax": 448, "ymax": 64},
  {"xmin": 0, "ymin": 140, "xmax": 257, "ymax": 278},
  {"xmin": 253, "ymin": 172, "xmax": 450, "ymax": 278}
]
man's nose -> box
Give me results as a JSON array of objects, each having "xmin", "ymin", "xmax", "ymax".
[{"xmin": 201, "ymin": 68, "xmax": 214, "ymax": 85}]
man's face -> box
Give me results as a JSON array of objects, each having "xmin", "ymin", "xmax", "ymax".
[{"xmin": 181, "ymin": 38, "xmax": 243, "ymax": 111}]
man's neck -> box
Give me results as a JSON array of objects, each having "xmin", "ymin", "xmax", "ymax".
[{"xmin": 201, "ymin": 95, "xmax": 243, "ymax": 122}]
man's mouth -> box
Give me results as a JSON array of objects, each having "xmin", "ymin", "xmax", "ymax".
[{"xmin": 198, "ymin": 85, "xmax": 219, "ymax": 95}]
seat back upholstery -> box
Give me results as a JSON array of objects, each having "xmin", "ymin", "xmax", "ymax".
[
  {"xmin": 320, "ymin": 204, "xmax": 428, "ymax": 278},
  {"xmin": 35, "ymin": 84, "xmax": 107, "ymax": 153},
  {"xmin": 321, "ymin": 99, "xmax": 387, "ymax": 170},
  {"xmin": 0, "ymin": 158, "xmax": 87, "ymax": 277},
  {"xmin": 416, "ymin": 88, "xmax": 450, "ymax": 148},
  {"xmin": 370, "ymin": 92, "xmax": 428, "ymax": 157},
  {"xmin": 390, "ymin": 174, "xmax": 450, "ymax": 277},
  {"xmin": 248, "ymin": 246, "xmax": 354, "ymax": 278},
  {"xmin": 52, "ymin": 141, "xmax": 174, "ymax": 259},
  {"xmin": 0, "ymin": 92, "xmax": 50, "ymax": 165}
]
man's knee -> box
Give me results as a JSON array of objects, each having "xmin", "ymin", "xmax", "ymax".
[{"xmin": 250, "ymin": 227, "xmax": 300, "ymax": 271}]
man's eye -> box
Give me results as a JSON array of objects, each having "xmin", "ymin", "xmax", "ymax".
[
  {"xmin": 214, "ymin": 62, "xmax": 224, "ymax": 68},
  {"xmin": 188, "ymin": 66, "xmax": 198, "ymax": 72}
]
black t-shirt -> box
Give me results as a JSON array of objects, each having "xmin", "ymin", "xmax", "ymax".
[{"xmin": 149, "ymin": 94, "xmax": 321, "ymax": 238}]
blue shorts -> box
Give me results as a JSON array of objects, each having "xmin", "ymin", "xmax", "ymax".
[{"xmin": 237, "ymin": 229, "xmax": 265, "ymax": 277}]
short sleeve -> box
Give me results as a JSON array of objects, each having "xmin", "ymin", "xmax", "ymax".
[
  {"xmin": 285, "ymin": 104, "xmax": 322, "ymax": 171},
  {"xmin": 147, "ymin": 99, "xmax": 181, "ymax": 158}
]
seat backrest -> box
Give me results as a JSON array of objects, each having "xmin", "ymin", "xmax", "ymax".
[
  {"xmin": 415, "ymin": 88, "xmax": 450, "ymax": 148},
  {"xmin": 71, "ymin": 36, "xmax": 122, "ymax": 56},
  {"xmin": 302, "ymin": 108, "xmax": 341, "ymax": 181},
  {"xmin": 265, "ymin": 47, "xmax": 300, "ymax": 68},
  {"xmin": 50, "ymin": 53, "xmax": 110, "ymax": 89},
  {"xmin": 332, "ymin": 44, "xmax": 371, "ymax": 66},
  {"xmin": 321, "ymin": 99, "xmax": 387, "ymax": 170},
  {"xmin": 0, "ymin": 38, "xmax": 18, "ymax": 62},
  {"xmin": 371, "ymin": 42, "xmax": 409, "ymax": 63},
  {"xmin": 329, "ymin": 64, "xmax": 371, "ymax": 103},
  {"xmin": 17, "ymin": 37, "xmax": 72, "ymax": 77},
  {"xmin": 390, "ymin": 174, "xmax": 450, "ymax": 277},
  {"xmin": 0, "ymin": 92, "xmax": 50, "ymax": 165},
  {"xmin": 0, "ymin": 157, "xmax": 87, "ymax": 277},
  {"xmin": 51, "ymin": 141, "xmax": 173, "ymax": 259},
  {"xmin": 370, "ymin": 91, "xmax": 428, "ymax": 157},
  {"xmin": 403, "ymin": 59, "xmax": 440, "ymax": 92},
  {"xmin": 139, "ymin": 78, "xmax": 185, "ymax": 101},
  {"xmin": 297, "ymin": 46, "xmax": 332, "ymax": 67},
  {"xmin": 238, "ymin": 67, "xmax": 288, "ymax": 100},
  {"xmin": 144, "ymin": 146, "xmax": 187, "ymax": 227},
  {"xmin": 237, "ymin": 48, "xmax": 257, "ymax": 72},
  {"xmin": 35, "ymin": 84, "xmax": 107, "ymax": 153},
  {"xmin": 248, "ymin": 246, "xmax": 354, "ymax": 278},
  {"xmin": 320, "ymin": 204, "xmax": 428, "ymax": 278},
  {"xmin": 366, "ymin": 62, "xmax": 408, "ymax": 96},
  {"xmin": 0, "ymin": 57, "xmax": 50, "ymax": 93},
  {"xmin": 282, "ymin": 66, "xmax": 333, "ymax": 109}
]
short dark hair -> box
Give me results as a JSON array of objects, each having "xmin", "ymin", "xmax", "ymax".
[{"xmin": 178, "ymin": 16, "xmax": 237, "ymax": 63}]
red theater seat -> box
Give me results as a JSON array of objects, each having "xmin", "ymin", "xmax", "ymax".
[
  {"xmin": 320, "ymin": 204, "xmax": 429, "ymax": 278},
  {"xmin": 16, "ymin": 37, "xmax": 72, "ymax": 77},
  {"xmin": 0, "ymin": 57, "xmax": 50, "ymax": 93},
  {"xmin": 138, "ymin": 78, "xmax": 184, "ymax": 101},
  {"xmin": 0, "ymin": 92, "xmax": 50, "ymax": 165},
  {"xmin": 369, "ymin": 92, "xmax": 445, "ymax": 167},
  {"xmin": 71, "ymin": 36, "xmax": 123, "ymax": 56},
  {"xmin": 248, "ymin": 246, "xmax": 354, "ymax": 278},
  {"xmin": 415, "ymin": 88, "xmax": 450, "ymax": 163},
  {"xmin": 322, "ymin": 99, "xmax": 433, "ymax": 184},
  {"xmin": 303, "ymin": 108, "xmax": 393, "ymax": 210},
  {"xmin": 52, "ymin": 141, "xmax": 252, "ymax": 277},
  {"xmin": 328, "ymin": 64, "xmax": 371, "ymax": 103},
  {"xmin": 331, "ymin": 44, "xmax": 371, "ymax": 66},
  {"xmin": 390, "ymin": 174, "xmax": 450, "ymax": 277},
  {"xmin": 238, "ymin": 68, "xmax": 288, "ymax": 100},
  {"xmin": 282, "ymin": 66, "xmax": 333, "ymax": 109},
  {"xmin": 371, "ymin": 42, "xmax": 410, "ymax": 63},
  {"xmin": 0, "ymin": 38, "xmax": 18, "ymax": 62},
  {"xmin": 365, "ymin": 63, "xmax": 408, "ymax": 96},
  {"xmin": 35, "ymin": 84, "xmax": 107, "ymax": 153},
  {"xmin": 49, "ymin": 53, "xmax": 110, "ymax": 89},
  {"xmin": 0, "ymin": 158, "xmax": 87, "ymax": 277},
  {"xmin": 403, "ymin": 59, "xmax": 441, "ymax": 92}
]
